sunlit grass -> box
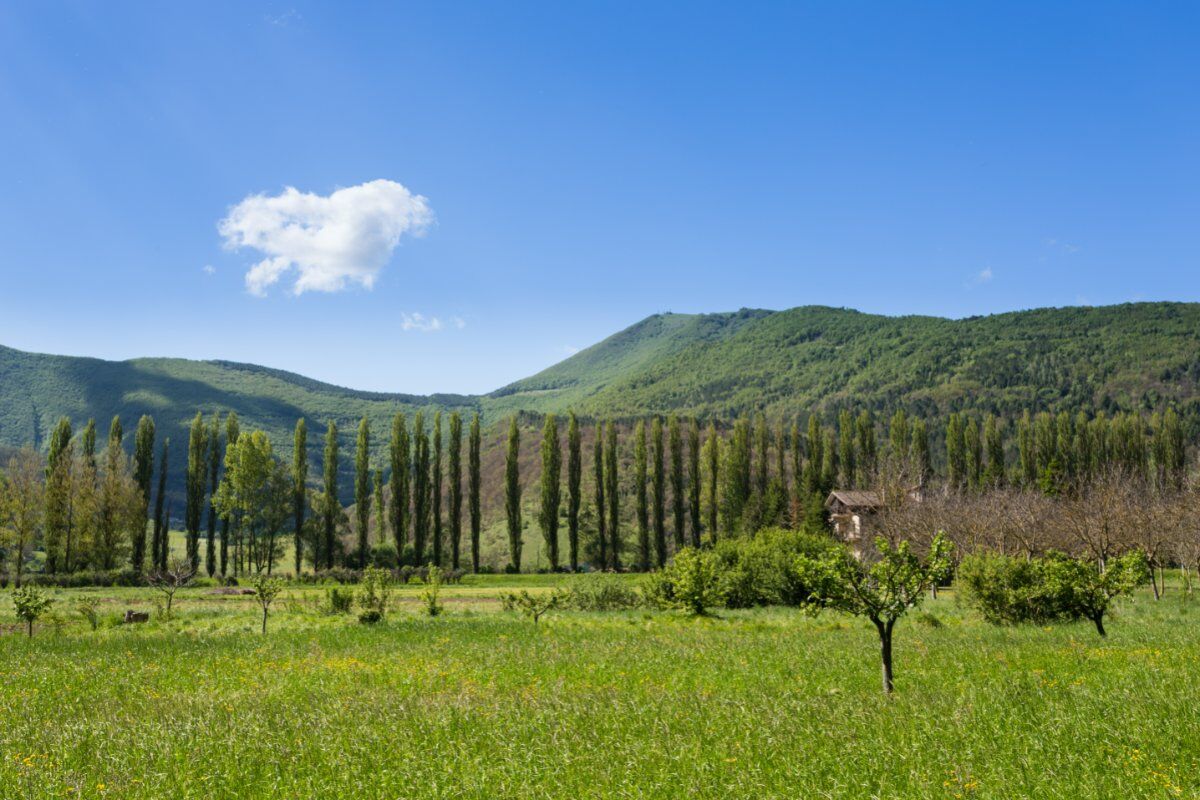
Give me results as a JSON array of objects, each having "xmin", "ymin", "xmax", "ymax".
[{"xmin": 0, "ymin": 577, "xmax": 1196, "ymax": 799}]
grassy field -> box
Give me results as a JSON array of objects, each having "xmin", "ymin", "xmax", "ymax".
[{"xmin": 0, "ymin": 576, "xmax": 1196, "ymax": 799}]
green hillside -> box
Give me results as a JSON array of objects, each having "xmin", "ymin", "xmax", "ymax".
[{"xmin": 3, "ymin": 302, "xmax": 1200, "ymax": 505}]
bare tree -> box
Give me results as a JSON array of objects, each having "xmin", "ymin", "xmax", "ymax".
[{"xmin": 147, "ymin": 557, "xmax": 196, "ymax": 618}]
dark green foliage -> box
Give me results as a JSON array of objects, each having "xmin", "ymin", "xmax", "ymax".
[
  {"xmin": 355, "ymin": 417, "xmax": 371, "ymax": 569},
  {"xmin": 389, "ymin": 413, "xmax": 410, "ymax": 559},
  {"xmin": 650, "ymin": 417, "xmax": 665, "ymax": 568},
  {"xmin": 633, "ymin": 420, "xmax": 649, "ymax": 570},
  {"xmin": 152, "ymin": 438, "xmax": 169, "ymax": 571},
  {"xmin": 448, "ymin": 412, "xmax": 463, "ymax": 570},
  {"xmin": 593, "ymin": 424, "xmax": 607, "ymax": 569},
  {"xmin": 184, "ymin": 412, "xmax": 207, "ymax": 573},
  {"xmin": 205, "ymin": 414, "xmax": 221, "ymax": 577},
  {"xmin": 504, "ymin": 417, "xmax": 522, "ymax": 572},
  {"xmin": 468, "ymin": 413, "xmax": 481, "ymax": 572},
  {"xmin": 322, "ymin": 420, "xmax": 339, "ymax": 570},
  {"xmin": 687, "ymin": 418, "xmax": 701, "ymax": 547},
  {"xmin": 81, "ymin": 419, "xmax": 96, "ymax": 469},
  {"xmin": 43, "ymin": 417, "xmax": 72, "ymax": 574},
  {"xmin": 604, "ymin": 421, "xmax": 620, "ymax": 570},
  {"xmin": 131, "ymin": 415, "xmax": 155, "ymax": 573},
  {"xmin": 292, "ymin": 419, "xmax": 307, "ymax": 576},
  {"xmin": 538, "ymin": 414, "xmax": 561, "ymax": 570},
  {"xmin": 713, "ymin": 528, "xmax": 836, "ymax": 608},
  {"xmin": 432, "ymin": 411, "xmax": 443, "ymax": 567},
  {"xmin": 566, "ymin": 411, "xmax": 582, "ymax": 571},
  {"xmin": 704, "ymin": 421, "xmax": 719, "ymax": 541},
  {"xmin": 411, "ymin": 412, "xmax": 429, "ymax": 565},
  {"xmin": 669, "ymin": 415, "xmax": 685, "ymax": 552},
  {"xmin": 221, "ymin": 413, "xmax": 239, "ymax": 576},
  {"xmin": 720, "ymin": 418, "xmax": 751, "ymax": 534}
]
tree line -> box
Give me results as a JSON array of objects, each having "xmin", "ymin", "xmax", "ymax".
[{"xmin": 0, "ymin": 405, "xmax": 1191, "ymax": 581}]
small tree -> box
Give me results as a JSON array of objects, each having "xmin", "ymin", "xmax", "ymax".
[
  {"xmin": 502, "ymin": 588, "xmax": 565, "ymax": 624},
  {"xmin": 795, "ymin": 534, "xmax": 952, "ymax": 694},
  {"xmin": 253, "ymin": 574, "xmax": 284, "ymax": 634},
  {"xmin": 357, "ymin": 566, "xmax": 392, "ymax": 623},
  {"xmin": 645, "ymin": 547, "xmax": 726, "ymax": 616},
  {"xmin": 12, "ymin": 586, "xmax": 53, "ymax": 638},
  {"xmin": 421, "ymin": 564, "xmax": 443, "ymax": 617},
  {"xmin": 1043, "ymin": 550, "xmax": 1149, "ymax": 637},
  {"xmin": 76, "ymin": 598, "xmax": 100, "ymax": 631},
  {"xmin": 148, "ymin": 557, "xmax": 196, "ymax": 619}
]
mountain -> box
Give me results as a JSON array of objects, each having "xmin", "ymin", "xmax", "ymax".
[{"xmin": 3, "ymin": 302, "xmax": 1200, "ymax": 492}]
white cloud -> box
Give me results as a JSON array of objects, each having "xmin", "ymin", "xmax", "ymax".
[
  {"xmin": 400, "ymin": 312, "xmax": 444, "ymax": 333},
  {"xmin": 452, "ymin": 316, "xmax": 467, "ymax": 330},
  {"xmin": 202, "ymin": 264, "xmax": 216, "ymax": 275},
  {"xmin": 973, "ymin": 267, "xmax": 993, "ymax": 284},
  {"xmin": 219, "ymin": 179, "xmax": 433, "ymax": 297}
]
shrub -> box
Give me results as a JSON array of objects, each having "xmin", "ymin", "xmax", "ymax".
[
  {"xmin": 421, "ymin": 565, "xmax": 444, "ymax": 617},
  {"xmin": 714, "ymin": 528, "xmax": 834, "ymax": 608},
  {"xmin": 501, "ymin": 589, "xmax": 567, "ymax": 623},
  {"xmin": 645, "ymin": 548, "xmax": 725, "ymax": 615},
  {"xmin": 12, "ymin": 585, "xmax": 54, "ymax": 637},
  {"xmin": 563, "ymin": 573, "xmax": 643, "ymax": 611},
  {"xmin": 324, "ymin": 587, "xmax": 354, "ymax": 614},
  {"xmin": 356, "ymin": 567, "xmax": 392, "ymax": 624},
  {"xmin": 76, "ymin": 598, "xmax": 100, "ymax": 631},
  {"xmin": 958, "ymin": 554, "xmax": 1069, "ymax": 625}
]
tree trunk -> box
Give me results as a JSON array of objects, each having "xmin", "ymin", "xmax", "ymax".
[
  {"xmin": 1151, "ymin": 566, "xmax": 1161, "ymax": 600},
  {"xmin": 874, "ymin": 618, "xmax": 895, "ymax": 694},
  {"xmin": 1092, "ymin": 613, "xmax": 1106, "ymax": 637},
  {"xmin": 26, "ymin": 619, "xmax": 33, "ymax": 638},
  {"xmin": 261, "ymin": 607, "xmax": 268, "ymax": 634}
]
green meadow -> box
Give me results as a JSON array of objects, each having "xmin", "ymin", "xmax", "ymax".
[{"xmin": 0, "ymin": 576, "xmax": 1196, "ymax": 799}]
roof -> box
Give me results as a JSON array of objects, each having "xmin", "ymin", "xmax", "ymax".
[{"xmin": 824, "ymin": 490, "xmax": 883, "ymax": 510}]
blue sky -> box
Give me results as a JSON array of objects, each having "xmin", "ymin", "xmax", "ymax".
[{"xmin": 0, "ymin": 2, "xmax": 1196, "ymax": 394}]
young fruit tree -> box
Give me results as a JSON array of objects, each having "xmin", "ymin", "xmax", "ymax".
[
  {"xmin": 11, "ymin": 585, "xmax": 54, "ymax": 638},
  {"xmin": 253, "ymin": 574, "xmax": 284, "ymax": 634},
  {"xmin": 1042, "ymin": 550, "xmax": 1149, "ymax": 637},
  {"xmin": 795, "ymin": 533, "xmax": 952, "ymax": 694},
  {"xmin": 148, "ymin": 557, "xmax": 196, "ymax": 619}
]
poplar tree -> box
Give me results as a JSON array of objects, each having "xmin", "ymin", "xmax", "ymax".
[
  {"xmin": 432, "ymin": 412, "xmax": 443, "ymax": 566},
  {"xmin": 44, "ymin": 417, "xmax": 73, "ymax": 574},
  {"xmin": 669, "ymin": 415, "xmax": 685, "ymax": 552},
  {"xmin": 720, "ymin": 417, "xmax": 751, "ymax": 534},
  {"xmin": 704, "ymin": 421, "xmax": 719, "ymax": 541},
  {"xmin": 185, "ymin": 412, "xmax": 207, "ymax": 573},
  {"xmin": 1017, "ymin": 411, "xmax": 1037, "ymax": 486},
  {"xmin": 837, "ymin": 410, "xmax": 856, "ymax": 487},
  {"xmin": 374, "ymin": 469, "xmax": 385, "ymax": 556},
  {"xmin": 152, "ymin": 438, "xmax": 169, "ymax": 571},
  {"xmin": 593, "ymin": 426, "xmax": 608, "ymax": 568},
  {"xmin": 449, "ymin": 411, "xmax": 463, "ymax": 570},
  {"xmin": 355, "ymin": 417, "xmax": 371, "ymax": 568},
  {"xmin": 964, "ymin": 416, "xmax": 982, "ymax": 490},
  {"xmin": 468, "ymin": 413, "xmax": 482, "ymax": 572},
  {"xmin": 888, "ymin": 410, "xmax": 909, "ymax": 466},
  {"xmin": 651, "ymin": 417, "xmax": 666, "ymax": 567},
  {"xmin": 856, "ymin": 410, "xmax": 877, "ymax": 482},
  {"xmin": 946, "ymin": 413, "xmax": 966, "ymax": 491},
  {"xmin": 221, "ymin": 413, "xmax": 240, "ymax": 575},
  {"xmin": 292, "ymin": 419, "xmax": 307, "ymax": 575},
  {"xmin": 687, "ymin": 418, "xmax": 701, "ymax": 547},
  {"xmin": 754, "ymin": 413, "xmax": 770, "ymax": 500},
  {"xmin": 822, "ymin": 429, "xmax": 839, "ymax": 491},
  {"xmin": 566, "ymin": 411, "xmax": 582, "ymax": 571},
  {"xmin": 504, "ymin": 416, "xmax": 522, "ymax": 572},
  {"xmin": 539, "ymin": 414, "xmax": 561, "ymax": 570},
  {"xmin": 412, "ymin": 412, "xmax": 430, "ymax": 564},
  {"xmin": 983, "ymin": 415, "xmax": 1005, "ymax": 487},
  {"xmin": 108, "ymin": 415, "xmax": 123, "ymax": 450},
  {"xmin": 82, "ymin": 419, "xmax": 97, "ymax": 470},
  {"xmin": 389, "ymin": 413, "xmax": 410, "ymax": 560},
  {"xmin": 634, "ymin": 420, "xmax": 649, "ymax": 570},
  {"xmin": 604, "ymin": 421, "xmax": 620, "ymax": 570},
  {"xmin": 205, "ymin": 414, "xmax": 221, "ymax": 577},
  {"xmin": 132, "ymin": 415, "xmax": 155, "ymax": 573},
  {"xmin": 910, "ymin": 419, "xmax": 930, "ymax": 485},
  {"xmin": 322, "ymin": 420, "xmax": 339, "ymax": 570}
]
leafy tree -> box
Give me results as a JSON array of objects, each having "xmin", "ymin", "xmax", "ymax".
[
  {"xmin": 504, "ymin": 416, "xmax": 522, "ymax": 572},
  {"xmin": 205, "ymin": 414, "xmax": 221, "ymax": 577},
  {"xmin": 888, "ymin": 410, "xmax": 909, "ymax": 465},
  {"xmin": 11, "ymin": 586, "xmax": 52, "ymax": 637},
  {"xmin": 651, "ymin": 417, "xmax": 666, "ymax": 567},
  {"xmin": 669, "ymin": 415, "xmax": 685, "ymax": 552},
  {"xmin": 502, "ymin": 588, "xmax": 565, "ymax": 624},
  {"xmin": 0, "ymin": 448, "xmax": 44, "ymax": 586},
  {"xmin": 94, "ymin": 436, "xmax": 143, "ymax": 571},
  {"xmin": 704, "ymin": 421, "xmax": 719, "ymax": 540},
  {"xmin": 964, "ymin": 415, "xmax": 982, "ymax": 490},
  {"xmin": 355, "ymin": 416, "xmax": 371, "ymax": 568},
  {"xmin": 720, "ymin": 418, "xmax": 751, "ymax": 534},
  {"xmin": 837, "ymin": 410, "xmax": 856, "ymax": 487},
  {"xmin": 593, "ymin": 424, "xmax": 607, "ymax": 568},
  {"xmin": 131, "ymin": 415, "xmax": 155, "ymax": 574},
  {"xmin": 468, "ymin": 413, "xmax": 482, "ymax": 572},
  {"xmin": 983, "ymin": 415, "xmax": 1005, "ymax": 488},
  {"xmin": 539, "ymin": 414, "xmax": 561, "ymax": 570},
  {"xmin": 432, "ymin": 411, "xmax": 443, "ymax": 566},
  {"xmin": 253, "ymin": 574, "xmax": 284, "ymax": 634},
  {"xmin": 856, "ymin": 410, "xmax": 877, "ymax": 481},
  {"xmin": 81, "ymin": 419, "xmax": 96, "ymax": 471},
  {"xmin": 215, "ymin": 431, "xmax": 293, "ymax": 575},
  {"xmin": 909, "ymin": 418, "xmax": 930, "ymax": 485},
  {"xmin": 43, "ymin": 417, "xmax": 73, "ymax": 574},
  {"xmin": 292, "ymin": 419, "xmax": 308, "ymax": 576},
  {"xmin": 221, "ymin": 413, "xmax": 240, "ymax": 575},
  {"xmin": 1042, "ymin": 550, "xmax": 1149, "ymax": 637},
  {"xmin": 412, "ymin": 412, "xmax": 430, "ymax": 565},
  {"xmin": 389, "ymin": 413, "xmax": 410, "ymax": 560},
  {"xmin": 448, "ymin": 411, "xmax": 463, "ymax": 569},
  {"xmin": 634, "ymin": 420, "xmax": 649, "ymax": 570},
  {"xmin": 688, "ymin": 419, "xmax": 702, "ymax": 547},
  {"xmin": 152, "ymin": 437, "xmax": 169, "ymax": 572},
  {"xmin": 421, "ymin": 564, "xmax": 443, "ymax": 617},
  {"xmin": 795, "ymin": 533, "xmax": 952, "ymax": 694},
  {"xmin": 184, "ymin": 412, "xmax": 208, "ymax": 573},
  {"xmin": 566, "ymin": 411, "xmax": 582, "ymax": 571},
  {"xmin": 322, "ymin": 420, "xmax": 339, "ymax": 570},
  {"xmin": 645, "ymin": 547, "xmax": 725, "ymax": 616},
  {"xmin": 946, "ymin": 413, "xmax": 966, "ymax": 491},
  {"xmin": 604, "ymin": 421, "xmax": 620, "ymax": 570},
  {"xmin": 373, "ymin": 468, "xmax": 384, "ymax": 558}
]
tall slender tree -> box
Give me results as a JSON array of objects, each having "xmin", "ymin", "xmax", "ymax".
[
  {"xmin": 222, "ymin": 413, "xmax": 240, "ymax": 575},
  {"xmin": 449, "ymin": 411, "xmax": 463, "ymax": 570},
  {"xmin": 721, "ymin": 417, "xmax": 751, "ymax": 534},
  {"xmin": 152, "ymin": 438, "xmax": 169, "ymax": 571},
  {"xmin": 355, "ymin": 417, "xmax": 371, "ymax": 568},
  {"xmin": 322, "ymin": 420, "xmax": 339, "ymax": 570},
  {"xmin": 432, "ymin": 411, "xmax": 443, "ymax": 566},
  {"xmin": 205, "ymin": 414, "xmax": 221, "ymax": 577},
  {"xmin": 539, "ymin": 414, "xmax": 562, "ymax": 571},
  {"xmin": 292, "ymin": 419, "xmax": 308, "ymax": 575},
  {"xmin": 651, "ymin": 417, "xmax": 666, "ymax": 568},
  {"xmin": 44, "ymin": 417, "xmax": 73, "ymax": 574},
  {"xmin": 946, "ymin": 413, "xmax": 966, "ymax": 491},
  {"xmin": 373, "ymin": 469, "xmax": 385, "ymax": 556},
  {"xmin": 634, "ymin": 420, "xmax": 650, "ymax": 570},
  {"xmin": 389, "ymin": 413, "xmax": 410, "ymax": 560},
  {"xmin": 910, "ymin": 418, "xmax": 931, "ymax": 485},
  {"xmin": 411, "ymin": 412, "xmax": 429, "ymax": 564},
  {"xmin": 837, "ymin": 410, "xmax": 856, "ymax": 488},
  {"xmin": 593, "ymin": 425, "xmax": 607, "ymax": 569},
  {"xmin": 983, "ymin": 415, "xmax": 1005, "ymax": 488},
  {"xmin": 81, "ymin": 419, "xmax": 97, "ymax": 471},
  {"xmin": 964, "ymin": 415, "xmax": 982, "ymax": 489},
  {"xmin": 566, "ymin": 411, "xmax": 582, "ymax": 571},
  {"xmin": 504, "ymin": 416, "xmax": 522, "ymax": 572},
  {"xmin": 468, "ymin": 413, "xmax": 482, "ymax": 572},
  {"xmin": 131, "ymin": 415, "xmax": 155, "ymax": 574},
  {"xmin": 704, "ymin": 421, "xmax": 719, "ymax": 540},
  {"xmin": 856, "ymin": 410, "xmax": 877, "ymax": 482},
  {"xmin": 185, "ymin": 412, "xmax": 207, "ymax": 573},
  {"xmin": 605, "ymin": 421, "xmax": 620, "ymax": 570},
  {"xmin": 688, "ymin": 419, "xmax": 702, "ymax": 547},
  {"xmin": 669, "ymin": 415, "xmax": 685, "ymax": 552}
]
